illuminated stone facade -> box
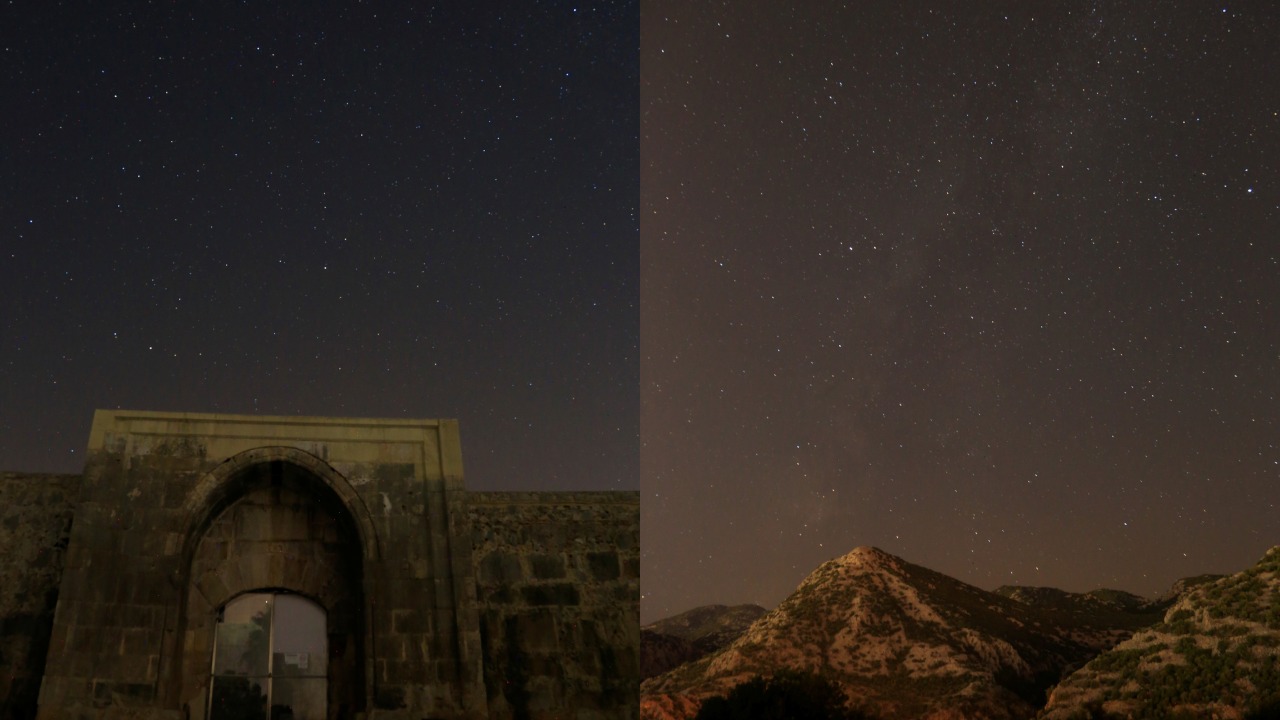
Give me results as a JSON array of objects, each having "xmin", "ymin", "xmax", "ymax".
[{"xmin": 0, "ymin": 410, "xmax": 638, "ymax": 720}]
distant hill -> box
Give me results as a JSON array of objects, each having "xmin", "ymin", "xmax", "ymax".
[
  {"xmin": 642, "ymin": 630, "xmax": 701, "ymax": 680},
  {"xmin": 642, "ymin": 547, "xmax": 1169, "ymax": 720},
  {"xmin": 993, "ymin": 585, "xmax": 1157, "ymax": 615},
  {"xmin": 642, "ymin": 604, "xmax": 768, "ymax": 679},
  {"xmin": 1039, "ymin": 547, "xmax": 1280, "ymax": 718},
  {"xmin": 645, "ymin": 603, "xmax": 768, "ymax": 651}
]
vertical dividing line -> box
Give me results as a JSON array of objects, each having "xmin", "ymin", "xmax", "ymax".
[
  {"xmin": 267, "ymin": 595, "xmax": 276, "ymax": 715},
  {"xmin": 207, "ymin": 608, "xmax": 220, "ymax": 720}
]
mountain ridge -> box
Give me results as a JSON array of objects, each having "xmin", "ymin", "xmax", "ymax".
[{"xmin": 642, "ymin": 546, "xmax": 1176, "ymax": 720}]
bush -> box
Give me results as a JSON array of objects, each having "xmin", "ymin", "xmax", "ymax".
[
  {"xmin": 1090, "ymin": 648, "xmax": 1145, "ymax": 674},
  {"xmin": 694, "ymin": 670, "xmax": 874, "ymax": 720},
  {"xmin": 1246, "ymin": 696, "xmax": 1280, "ymax": 720}
]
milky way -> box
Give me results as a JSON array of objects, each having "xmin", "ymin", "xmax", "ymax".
[{"xmin": 641, "ymin": 2, "xmax": 1279, "ymax": 621}]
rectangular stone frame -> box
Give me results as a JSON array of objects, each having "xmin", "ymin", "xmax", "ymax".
[{"xmin": 38, "ymin": 410, "xmax": 488, "ymax": 720}]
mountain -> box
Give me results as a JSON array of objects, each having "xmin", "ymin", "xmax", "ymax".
[
  {"xmin": 642, "ymin": 547, "xmax": 1167, "ymax": 720},
  {"xmin": 642, "ymin": 604, "xmax": 768, "ymax": 680},
  {"xmin": 1039, "ymin": 546, "xmax": 1280, "ymax": 719}
]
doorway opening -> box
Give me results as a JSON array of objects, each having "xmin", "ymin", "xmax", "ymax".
[
  {"xmin": 177, "ymin": 455, "xmax": 367, "ymax": 720},
  {"xmin": 209, "ymin": 592, "xmax": 327, "ymax": 720}
]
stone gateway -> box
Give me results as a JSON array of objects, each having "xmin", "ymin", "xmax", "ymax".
[{"xmin": 0, "ymin": 410, "xmax": 639, "ymax": 720}]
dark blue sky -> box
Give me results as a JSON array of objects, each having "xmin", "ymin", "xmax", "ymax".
[{"xmin": 2, "ymin": 2, "xmax": 639, "ymax": 491}]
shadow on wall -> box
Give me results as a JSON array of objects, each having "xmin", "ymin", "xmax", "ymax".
[{"xmin": 0, "ymin": 473, "xmax": 80, "ymax": 720}]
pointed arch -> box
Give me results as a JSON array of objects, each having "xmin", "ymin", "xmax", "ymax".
[
  {"xmin": 179, "ymin": 446, "xmax": 380, "ymax": 566},
  {"xmin": 165, "ymin": 447, "xmax": 378, "ymax": 715}
]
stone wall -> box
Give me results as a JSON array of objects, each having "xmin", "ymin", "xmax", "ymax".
[
  {"xmin": 38, "ymin": 411, "xmax": 488, "ymax": 720},
  {"xmin": 469, "ymin": 492, "xmax": 640, "ymax": 720},
  {"xmin": 0, "ymin": 473, "xmax": 82, "ymax": 720},
  {"xmin": 184, "ymin": 478, "xmax": 364, "ymax": 720},
  {"xmin": 3, "ymin": 411, "xmax": 640, "ymax": 720}
]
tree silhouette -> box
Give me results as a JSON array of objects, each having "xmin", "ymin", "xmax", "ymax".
[
  {"xmin": 1246, "ymin": 697, "xmax": 1280, "ymax": 720},
  {"xmin": 210, "ymin": 677, "xmax": 268, "ymax": 720},
  {"xmin": 694, "ymin": 670, "xmax": 873, "ymax": 720}
]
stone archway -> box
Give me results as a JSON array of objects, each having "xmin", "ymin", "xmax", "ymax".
[
  {"xmin": 178, "ymin": 447, "xmax": 380, "ymax": 564},
  {"xmin": 171, "ymin": 450, "xmax": 376, "ymax": 720}
]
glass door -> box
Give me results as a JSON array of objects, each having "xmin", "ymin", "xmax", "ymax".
[{"xmin": 209, "ymin": 593, "xmax": 327, "ymax": 720}]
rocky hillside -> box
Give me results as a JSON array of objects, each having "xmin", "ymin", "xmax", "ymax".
[
  {"xmin": 642, "ymin": 630, "xmax": 702, "ymax": 680},
  {"xmin": 642, "ymin": 604, "xmax": 768, "ymax": 679},
  {"xmin": 1039, "ymin": 547, "xmax": 1280, "ymax": 719},
  {"xmin": 642, "ymin": 547, "xmax": 1167, "ymax": 720}
]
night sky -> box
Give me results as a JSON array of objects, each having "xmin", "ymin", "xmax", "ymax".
[
  {"xmin": 2, "ymin": 2, "xmax": 638, "ymax": 491},
  {"xmin": 642, "ymin": 3, "xmax": 1279, "ymax": 622}
]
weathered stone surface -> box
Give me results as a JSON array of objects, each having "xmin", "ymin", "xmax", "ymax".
[
  {"xmin": 471, "ymin": 492, "xmax": 641, "ymax": 720},
  {"xmin": 530, "ymin": 554, "xmax": 567, "ymax": 580},
  {"xmin": 4, "ymin": 411, "xmax": 636, "ymax": 720},
  {"xmin": 0, "ymin": 473, "xmax": 81, "ymax": 720}
]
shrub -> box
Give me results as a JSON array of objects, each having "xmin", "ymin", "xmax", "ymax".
[
  {"xmin": 694, "ymin": 670, "xmax": 874, "ymax": 720},
  {"xmin": 1090, "ymin": 649, "xmax": 1146, "ymax": 674}
]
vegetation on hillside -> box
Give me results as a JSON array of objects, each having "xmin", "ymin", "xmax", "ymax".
[
  {"xmin": 693, "ymin": 670, "xmax": 875, "ymax": 720},
  {"xmin": 1042, "ymin": 547, "xmax": 1280, "ymax": 718}
]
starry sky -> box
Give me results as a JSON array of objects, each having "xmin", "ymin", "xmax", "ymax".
[
  {"xmin": 1, "ymin": 2, "xmax": 638, "ymax": 491},
  {"xmin": 641, "ymin": 3, "xmax": 1279, "ymax": 623}
]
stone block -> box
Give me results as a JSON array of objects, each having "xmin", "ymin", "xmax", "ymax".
[
  {"xmin": 183, "ymin": 628, "xmax": 208, "ymax": 657},
  {"xmin": 113, "ymin": 652, "xmax": 154, "ymax": 682},
  {"xmin": 68, "ymin": 650, "xmax": 97, "ymax": 677},
  {"xmin": 267, "ymin": 552, "xmax": 285, "ymax": 582},
  {"xmin": 195, "ymin": 573, "xmax": 229, "ymax": 610},
  {"xmin": 237, "ymin": 552, "xmax": 269, "ymax": 588},
  {"xmin": 576, "ymin": 620, "xmax": 600, "ymax": 649},
  {"xmin": 613, "ymin": 583, "xmax": 640, "ymax": 602},
  {"xmin": 235, "ymin": 504, "xmax": 273, "ymax": 541},
  {"xmin": 118, "ymin": 628, "xmax": 155, "ymax": 656},
  {"xmin": 198, "ymin": 540, "xmax": 228, "ymax": 563},
  {"xmin": 64, "ymin": 543, "xmax": 92, "ymax": 570},
  {"xmin": 512, "ymin": 611, "xmax": 558, "ymax": 652},
  {"xmin": 282, "ymin": 556, "xmax": 309, "ymax": 588},
  {"xmin": 161, "ymin": 481, "xmax": 190, "ymax": 509},
  {"xmin": 529, "ymin": 554, "xmax": 566, "ymax": 580},
  {"xmin": 520, "ymin": 584, "xmax": 579, "ymax": 607},
  {"xmin": 480, "ymin": 585, "xmax": 514, "ymax": 605},
  {"xmin": 418, "ymin": 626, "xmax": 451, "ymax": 660},
  {"xmin": 125, "ymin": 573, "xmax": 169, "ymax": 605},
  {"xmin": 92, "ymin": 679, "xmax": 112, "ymax": 704},
  {"xmin": 103, "ymin": 679, "xmax": 153, "ymax": 702},
  {"xmin": 478, "ymin": 552, "xmax": 522, "ymax": 585},
  {"xmin": 391, "ymin": 608, "xmax": 425, "ymax": 634},
  {"xmin": 586, "ymin": 552, "xmax": 620, "ymax": 581},
  {"xmin": 59, "ymin": 625, "xmax": 85, "ymax": 654},
  {"xmin": 374, "ymin": 685, "xmax": 406, "ymax": 710}
]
